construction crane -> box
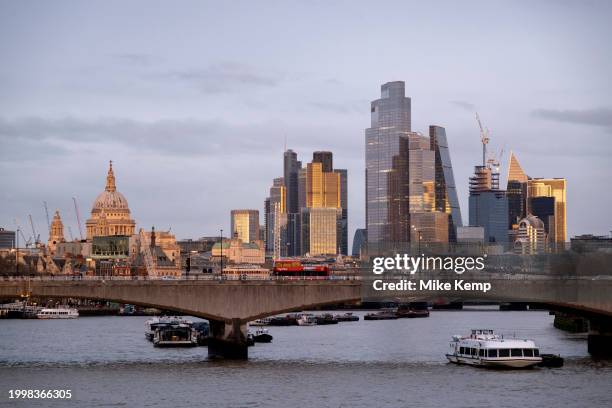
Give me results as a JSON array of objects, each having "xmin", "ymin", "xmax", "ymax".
[
  {"xmin": 28, "ymin": 214, "xmax": 40, "ymax": 246},
  {"xmin": 73, "ymin": 197, "xmax": 84, "ymax": 240},
  {"xmin": 475, "ymin": 112, "xmax": 490, "ymax": 167},
  {"xmin": 13, "ymin": 219, "xmax": 30, "ymax": 248},
  {"xmin": 43, "ymin": 201, "xmax": 51, "ymax": 233}
]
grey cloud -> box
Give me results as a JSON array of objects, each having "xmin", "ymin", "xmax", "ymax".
[
  {"xmin": 0, "ymin": 116, "xmax": 361, "ymax": 163},
  {"xmin": 450, "ymin": 100, "xmax": 476, "ymax": 111},
  {"xmin": 152, "ymin": 62, "xmax": 280, "ymax": 94},
  {"xmin": 531, "ymin": 108, "xmax": 612, "ymax": 128}
]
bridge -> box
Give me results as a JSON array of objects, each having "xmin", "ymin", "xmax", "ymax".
[{"xmin": 1, "ymin": 274, "xmax": 612, "ymax": 358}]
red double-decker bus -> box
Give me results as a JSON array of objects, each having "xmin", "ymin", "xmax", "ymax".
[{"xmin": 272, "ymin": 259, "xmax": 329, "ymax": 277}]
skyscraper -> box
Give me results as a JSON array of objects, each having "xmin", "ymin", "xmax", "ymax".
[
  {"xmin": 352, "ymin": 228, "xmax": 367, "ymax": 257},
  {"xmin": 429, "ymin": 125, "xmax": 463, "ymax": 241},
  {"xmin": 265, "ymin": 177, "xmax": 286, "ymax": 256},
  {"xmin": 469, "ymin": 190, "xmax": 509, "ymax": 244},
  {"xmin": 469, "ymin": 156, "xmax": 508, "ymax": 244},
  {"xmin": 313, "ymin": 151, "xmax": 333, "ymax": 172},
  {"xmin": 527, "ymin": 178, "xmax": 566, "ymax": 244},
  {"xmin": 230, "ymin": 210, "xmax": 260, "ymax": 243},
  {"xmin": 283, "ymin": 149, "xmax": 301, "ymax": 256},
  {"xmin": 365, "ymin": 81, "xmax": 412, "ymax": 249},
  {"xmin": 506, "ymin": 152, "xmax": 528, "ymax": 229},
  {"xmin": 335, "ymin": 168, "xmax": 348, "ymax": 255},
  {"xmin": 301, "ymin": 154, "xmax": 343, "ymax": 256}
]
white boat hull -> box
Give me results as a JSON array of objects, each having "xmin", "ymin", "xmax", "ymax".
[{"xmin": 446, "ymin": 354, "xmax": 542, "ymax": 369}]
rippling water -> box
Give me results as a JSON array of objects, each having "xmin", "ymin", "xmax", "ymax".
[{"xmin": 1, "ymin": 308, "xmax": 610, "ymax": 407}]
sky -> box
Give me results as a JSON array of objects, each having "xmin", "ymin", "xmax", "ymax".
[{"xmin": 1, "ymin": 0, "xmax": 611, "ymax": 246}]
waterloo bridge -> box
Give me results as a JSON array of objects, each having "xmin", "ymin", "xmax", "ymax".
[{"xmin": 1, "ymin": 253, "xmax": 612, "ymax": 359}]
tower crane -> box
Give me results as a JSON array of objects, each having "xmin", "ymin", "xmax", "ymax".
[
  {"xmin": 43, "ymin": 201, "xmax": 51, "ymax": 233},
  {"xmin": 73, "ymin": 197, "xmax": 84, "ymax": 240},
  {"xmin": 28, "ymin": 214, "xmax": 40, "ymax": 246},
  {"xmin": 475, "ymin": 112, "xmax": 490, "ymax": 167}
]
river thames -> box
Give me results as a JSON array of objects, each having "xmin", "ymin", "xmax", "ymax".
[{"xmin": 1, "ymin": 307, "xmax": 610, "ymax": 407}]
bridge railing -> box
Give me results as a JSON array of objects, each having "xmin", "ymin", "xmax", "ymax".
[
  {"xmin": 2, "ymin": 272, "xmax": 611, "ymax": 283},
  {"xmin": 0, "ymin": 274, "xmax": 362, "ymax": 282}
]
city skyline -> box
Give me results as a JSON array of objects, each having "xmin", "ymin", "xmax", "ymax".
[{"xmin": 1, "ymin": 1, "xmax": 611, "ymax": 245}]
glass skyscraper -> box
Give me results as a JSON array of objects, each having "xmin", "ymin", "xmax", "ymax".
[
  {"xmin": 283, "ymin": 149, "xmax": 301, "ymax": 256},
  {"xmin": 429, "ymin": 125, "xmax": 463, "ymax": 241},
  {"xmin": 365, "ymin": 81, "xmax": 412, "ymax": 248}
]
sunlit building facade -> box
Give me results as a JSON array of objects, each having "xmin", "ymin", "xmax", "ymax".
[
  {"xmin": 231, "ymin": 210, "xmax": 260, "ymax": 243},
  {"xmin": 301, "ymin": 207, "xmax": 342, "ymax": 256},
  {"xmin": 527, "ymin": 178, "xmax": 566, "ymax": 243}
]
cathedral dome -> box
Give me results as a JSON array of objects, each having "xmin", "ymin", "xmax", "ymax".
[
  {"xmin": 91, "ymin": 161, "xmax": 130, "ymax": 212},
  {"xmin": 92, "ymin": 191, "xmax": 130, "ymax": 211},
  {"xmin": 86, "ymin": 161, "xmax": 136, "ymax": 240}
]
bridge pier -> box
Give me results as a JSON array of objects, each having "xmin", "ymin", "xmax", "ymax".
[
  {"xmin": 208, "ymin": 318, "xmax": 248, "ymax": 359},
  {"xmin": 588, "ymin": 317, "xmax": 612, "ymax": 358}
]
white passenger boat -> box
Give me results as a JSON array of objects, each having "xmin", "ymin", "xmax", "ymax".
[
  {"xmin": 446, "ymin": 329, "xmax": 542, "ymax": 369},
  {"xmin": 37, "ymin": 308, "xmax": 79, "ymax": 319}
]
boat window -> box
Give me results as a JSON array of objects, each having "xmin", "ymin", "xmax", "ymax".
[
  {"xmin": 533, "ymin": 349, "xmax": 539, "ymax": 357},
  {"xmin": 479, "ymin": 349, "xmax": 485, "ymax": 357},
  {"xmin": 471, "ymin": 348, "xmax": 477, "ymax": 356},
  {"xmin": 523, "ymin": 349, "xmax": 534, "ymax": 357},
  {"xmin": 511, "ymin": 349, "xmax": 522, "ymax": 357},
  {"xmin": 460, "ymin": 347, "xmax": 465, "ymax": 354},
  {"xmin": 488, "ymin": 349, "xmax": 498, "ymax": 358},
  {"xmin": 499, "ymin": 349, "xmax": 510, "ymax": 357}
]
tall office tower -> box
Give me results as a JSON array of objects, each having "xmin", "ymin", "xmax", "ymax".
[
  {"xmin": 429, "ymin": 125, "xmax": 463, "ymax": 242},
  {"xmin": 265, "ymin": 178, "xmax": 287, "ymax": 255},
  {"xmin": 507, "ymin": 151, "xmax": 528, "ymax": 183},
  {"xmin": 469, "ymin": 150, "xmax": 508, "ymax": 244},
  {"xmin": 301, "ymin": 158, "xmax": 342, "ymax": 256},
  {"xmin": 230, "ymin": 210, "xmax": 260, "ymax": 243},
  {"xmin": 283, "ymin": 149, "xmax": 301, "ymax": 256},
  {"xmin": 313, "ymin": 151, "xmax": 333, "ymax": 172},
  {"xmin": 335, "ymin": 169, "xmax": 348, "ymax": 255},
  {"xmin": 469, "ymin": 190, "xmax": 509, "ymax": 244},
  {"xmin": 298, "ymin": 167, "xmax": 307, "ymax": 210},
  {"xmin": 263, "ymin": 197, "xmax": 270, "ymax": 248},
  {"xmin": 365, "ymin": 81, "xmax": 412, "ymax": 249},
  {"xmin": 306, "ymin": 162, "xmax": 340, "ymax": 208},
  {"xmin": 506, "ymin": 152, "xmax": 529, "ymax": 229},
  {"xmin": 527, "ymin": 178, "xmax": 566, "ymax": 244},
  {"xmin": 352, "ymin": 228, "xmax": 367, "ymax": 257}
]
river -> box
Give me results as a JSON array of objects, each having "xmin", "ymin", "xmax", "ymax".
[{"xmin": 1, "ymin": 307, "xmax": 610, "ymax": 407}]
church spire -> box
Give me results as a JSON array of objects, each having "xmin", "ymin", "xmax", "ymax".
[{"xmin": 105, "ymin": 160, "xmax": 116, "ymax": 192}]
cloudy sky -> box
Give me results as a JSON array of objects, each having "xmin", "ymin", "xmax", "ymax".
[{"xmin": 1, "ymin": 0, "xmax": 611, "ymax": 245}]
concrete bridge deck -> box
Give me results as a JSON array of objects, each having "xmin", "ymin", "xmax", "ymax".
[{"xmin": 1, "ymin": 275, "xmax": 611, "ymax": 358}]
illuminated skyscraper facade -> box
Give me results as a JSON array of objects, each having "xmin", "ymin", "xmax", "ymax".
[
  {"xmin": 230, "ymin": 210, "xmax": 260, "ymax": 243},
  {"xmin": 429, "ymin": 125, "xmax": 463, "ymax": 241},
  {"xmin": 301, "ymin": 154, "xmax": 343, "ymax": 256},
  {"xmin": 365, "ymin": 81, "xmax": 412, "ymax": 248},
  {"xmin": 527, "ymin": 178, "xmax": 566, "ymax": 243}
]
